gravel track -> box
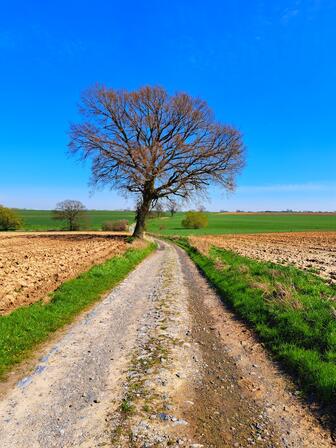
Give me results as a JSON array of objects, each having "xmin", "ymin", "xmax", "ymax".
[
  {"xmin": 0, "ymin": 240, "xmax": 334, "ymax": 447},
  {"xmin": 0, "ymin": 242, "xmax": 164, "ymax": 447}
]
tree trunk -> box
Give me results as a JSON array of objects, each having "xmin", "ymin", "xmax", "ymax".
[{"xmin": 133, "ymin": 189, "xmax": 153, "ymax": 238}]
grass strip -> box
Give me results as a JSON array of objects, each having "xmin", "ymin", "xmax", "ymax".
[
  {"xmin": 0, "ymin": 243, "xmax": 155, "ymax": 379},
  {"xmin": 173, "ymin": 237, "xmax": 336, "ymax": 405}
]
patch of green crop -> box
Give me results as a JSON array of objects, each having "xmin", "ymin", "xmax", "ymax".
[
  {"xmin": 173, "ymin": 237, "xmax": 336, "ymax": 404},
  {"xmin": 147, "ymin": 212, "xmax": 336, "ymax": 236},
  {"xmin": 12, "ymin": 209, "xmax": 336, "ymax": 234},
  {"xmin": 0, "ymin": 243, "xmax": 155, "ymax": 378},
  {"xmin": 15, "ymin": 209, "xmax": 135, "ymax": 231}
]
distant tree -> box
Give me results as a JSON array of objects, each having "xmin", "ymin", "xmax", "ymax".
[
  {"xmin": 182, "ymin": 211, "xmax": 208, "ymax": 229},
  {"xmin": 69, "ymin": 85, "xmax": 245, "ymax": 238},
  {"xmin": 53, "ymin": 200, "xmax": 86, "ymax": 231},
  {"xmin": 154, "ymin": 202, "xmax": 164, "ymax": 218},
  {"xmin": 145, "ymin": 203, "xmax": 164, "ymax": 219},
  {"xmin": 168, "ymin": 200, "xmax": 179, "ymax": 217},
  {"xmin": 0, "ymin": 205, "xmax": 22, "ymax": 230},
  {"xmin": 197, "ymin": 204, "xmax": 206, "ymax": 212}
]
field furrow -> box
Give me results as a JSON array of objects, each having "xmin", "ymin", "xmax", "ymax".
[
  {"xmin": 190, "ymin": 231, "xmax": 336, "ymax": 283},
  {"xmin": 0, "ymin": 232, "xmax": 129, "ymax": 315}
]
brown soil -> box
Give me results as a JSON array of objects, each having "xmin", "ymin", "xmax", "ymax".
[
  {"xmin": 0, "ymin": 232, "xmax": 130, "ymax": 315},
  {"xmin": 190, "ymin": 232, "xmax": 336, "ymax": 283}
]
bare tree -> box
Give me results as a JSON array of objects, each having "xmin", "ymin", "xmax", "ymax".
[
  {"xmin": 153, "ymin": 202, "xmax": 164, "ymax": 218},
  {"xmin": 53, "ymin": 200, "xmax": 86, "ymax": 231},
  {"xmin": 69, "ymin": 86, "xmax": 245, "ymax": 238},
  {"xmin": 168, "ymin": 200, "xmax": 179, "ymax": 217}
]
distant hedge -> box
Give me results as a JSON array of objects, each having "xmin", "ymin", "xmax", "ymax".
[{"xmin": 102, "ymin": 220, "xmax": 129, "ymax": 231}]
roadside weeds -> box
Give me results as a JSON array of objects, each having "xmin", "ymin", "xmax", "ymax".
[{"xmin": 170, "ymin": 237, "xmax": 336, "ymax": 443}]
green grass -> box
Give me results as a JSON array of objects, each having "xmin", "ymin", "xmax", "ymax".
[
  {"xmin": 147, "ymin": 212, "xmax": 336, "ymax": 235},
  {"xmin": 174, "ymin": 237, "xmax": 336, "ymax": 404},
  {"xmin": 11, "ymin": 209, "xmax": 336, "ymax": 234},
  {"xmin": 0, "ymin": 242, "xmax": 155, "ymax": 379},
  {"xmin": 15, "ymin": 209, "xmax": 135, "ymax": 231}
]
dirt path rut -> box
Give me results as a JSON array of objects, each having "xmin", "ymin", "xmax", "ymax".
[{"xmin": 0, "ymin": 241, "xmax": 334, "ymax": 447}]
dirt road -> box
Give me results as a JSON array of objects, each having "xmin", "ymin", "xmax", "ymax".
[{"xmin": 0, "ymin": 241, "xmax": 334, "ymax": 447}]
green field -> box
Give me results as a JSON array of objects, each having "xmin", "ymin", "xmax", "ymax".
[
  {"xmin": 16, "ymin": 209, "xmax": 135, "ymax": 231},
  {"xmin": 12, "ymin": 209, "xmax": 336, "ymax": 234},
  {"xmin": 147, "ymin": 212, "xmax": 336, "ymax": 235}
]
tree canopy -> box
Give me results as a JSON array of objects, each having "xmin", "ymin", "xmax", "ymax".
[
  {"xmin": 53, "ymin": 200, "xmax": 86, "ymax": 231},
  {"xmin": 69, "ymin": 85, "xmax": 245, "ymax": 237},
  {"xmin": 0, "ymin": 205, "xmax": 22, "ymax": 231}
]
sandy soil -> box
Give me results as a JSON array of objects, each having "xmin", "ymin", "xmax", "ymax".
[
  {"xmin": 190, "ymin": 232, "xmax": 336, "ymax": 283},
  {"xmin": 0, "ymin": 232, "xmax": 129, "ymax": 315}
]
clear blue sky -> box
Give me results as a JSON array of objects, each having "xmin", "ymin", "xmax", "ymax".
[{"xmin": 1, "ymin": 0, "xmax": 335, "ymax": 211}]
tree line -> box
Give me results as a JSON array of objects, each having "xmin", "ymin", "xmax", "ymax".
[{"xmin": 0, "ymin": 200, "xmax": 209, "ymax": 231}]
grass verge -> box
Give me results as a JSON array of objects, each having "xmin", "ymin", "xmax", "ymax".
[
  {"xmin": 173, "ymin": 237, "xmax": 336, "ymax": 405},
  {"xmin": 0, "ymin": 242, "xmax": 155, "ymax": 379}
]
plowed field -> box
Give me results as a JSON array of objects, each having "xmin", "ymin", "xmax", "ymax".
[
  {"xmin": 0, "ymin": 232, "xmax": 129, "ymax": 315},
  {"xmin": 190, "ymin": 232, "xmax": 336, "ymax": 283}
]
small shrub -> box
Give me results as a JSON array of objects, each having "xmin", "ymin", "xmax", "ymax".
[
  {"xmin": 0, "ymin": 205, "xmax": 22, "ymax": 230},
  {"xmin": 102, "ymin": 220, "xmax": 129, "ymax": 231},
  {"xmin": 181, "ymin": 211, "xmax": 208, "ymax": 229}
]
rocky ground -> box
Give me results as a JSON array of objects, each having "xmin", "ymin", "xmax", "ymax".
[
  {"xmin": 190, "ymin": 232, "xmax": 336, "ymax": 283},
  {"xmin": 0, "ymin": 232, "xmax": 131, "ymax": 314},
  {"xmin": 0, "ymin": 240, "xmax": 334, "ymax": 447}
]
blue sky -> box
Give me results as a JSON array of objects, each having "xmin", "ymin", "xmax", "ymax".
[{"xmin": 0, "ymin": 0, "xmax": 335, "ymax": 211}]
